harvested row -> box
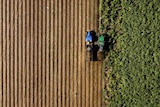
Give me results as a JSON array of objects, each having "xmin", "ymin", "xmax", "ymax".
[{"xmin": 0, "ymin": 0, "xmax": 102, "ymax": 107}]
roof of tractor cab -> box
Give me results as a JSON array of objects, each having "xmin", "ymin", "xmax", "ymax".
[{"xmin": 86, "ymin": 31, "xmax": 92, "ymax": 41}]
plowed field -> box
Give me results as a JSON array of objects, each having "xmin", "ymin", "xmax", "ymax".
[{"xmin": 0, "ymin": 0, "xmax": 102, "ymax": 107}]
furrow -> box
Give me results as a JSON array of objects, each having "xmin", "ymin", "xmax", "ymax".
[
  {"xmin": 44, "ymin": 0, "xmax": 47, "ymax": 106},
  {"xmin": 66, "ymin": 0, "xmax": 70, "ymax": 106},
  {"xmin": 93, "ymin": 62, "xmax": 98, "ymax": 107},
  {"xmin": 86, "ymin": 0, "xmax": 90, "ymax": 106},
  {"xmin": 73, "ymin": 0, "xmax": 78, "ymax": 107},
  {"xmin": 6, "ymin": 1, "xmax": 10, "ymax": 107},
  {"xmin": 26, "ymin": 0, "xmax": 30, "ymax": 107},
  {"xmin": 22, "ymin": 1, "xmax": 26, "ymax": 106},
  {"xmin": 46, "ymin": 0, "xmax": 50, "ymax": 107},
  {"xmin": 27, "ymin": 0, "xmax": 32, "ymax": 107},
  {"xmin": 77, "ymin": 0, "xmax": 82, "ymax": 106},
  {"xmin": 50, "ymin": 0, "xmax": 54, "ymax": 106},
  {"xmin": 38, "ymin": 0, "xmax": 43, "ymax": 106},
  {"xmin": 81, "ymin": 0, "xmax": 86, "ymax": 106},
  {"xmin": 42, "ymin": 0, "xmax": 46, "ymax": 106},
  {"xmin": 37, "ymin": 0, "xmax": 42, "ymax": 106},
  {"xmin": 94, "ymin": 62, "xmax": 98, "ymax": 106},
  {"xmin": 98, "ymin": 63, "xmax": 102, "ymax": 107},
  {"xmin": 89, "ymin": 0, "xmax": 94, "ymax": 106},
  {"xmin": 10, "ymin": 1, "xmax": 15, "ymax": 107},
  {"xmin": 18, "ymin": 1, "xmax": 22, "ymax": 107},
  {"xmin": 30, "ymin": 0, "xmax": 34, "ymax": 106},
  {"xmin": 53, "ymin": 0, "xmax": 58, "ymax": 106},
  {"xmin": 58, "ymin": 0, "xmax": 62, "ymax": 107},
  {"xmin": 48, "ymin": 6, "xmax": 51, "ymax": 106},
  {"xmin": 62, "ymin": 0, "xmax": 66, "ymax": 107},
  {"xmin": 0, "ymin": 0, "xmax": 2, "ymax": 106},
  {"xmin": 34, "ymin": 0, "xmax": 38, "ymax": 106},
  {"xmin": 16, "ymin": 1, "xmax": 19, "ymax": 105},
  {"xmin": 70, "ymin": 0, "xmax": 74, "ymax": 106},
  {"xmin": 25, "ymin": 1, "xmax": 27, "ymax": 106},
  {"xmin": 2, "ymin": 1, "xmax": 7, "ymax": 107},
  {"xmin": 14, "ymin": 0, "xmax": 18, "ymax": 106}
]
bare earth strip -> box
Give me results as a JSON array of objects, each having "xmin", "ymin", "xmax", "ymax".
[
  {"xmin": 0, "ymin": 0, "xmax": 102, "ymax": 107},
  {"xmin": 0, "ymin": 0, "xmax": 2, "ymax": 106}
]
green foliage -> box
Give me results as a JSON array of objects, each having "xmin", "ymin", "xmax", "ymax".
[
  {"xmin": 100, "ymin": 0, "xmax": 160, "ymax": 106},
  {"xmin": 99, "ymin": 0, "xmax": 122, "ymax": 36}
]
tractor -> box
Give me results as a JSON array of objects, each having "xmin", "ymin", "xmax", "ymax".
[
  {"xmin": 86, "ymin": 31, "xmax": 93, "ymax": 51},
  {"xmin": 85, "ymin": 31, "xmax": 94, "ymax": 61}
]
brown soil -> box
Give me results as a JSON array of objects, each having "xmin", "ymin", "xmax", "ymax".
[{"xmin": 0, "ymin": 0, "xmax": 102, "ymax": 107}]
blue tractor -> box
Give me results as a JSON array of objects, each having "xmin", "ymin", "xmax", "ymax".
[
  {"xmin": 85, "ymin": 31, "xmax": 93, "ymax": 51},
  {"xmin": 85, "ymin": 31, "xmax": 94, "ymax": 61}
]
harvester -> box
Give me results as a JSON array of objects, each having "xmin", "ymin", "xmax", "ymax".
[{"xmin": 98, "ymin": 35, "xmax": 105, "ymax": 52}]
